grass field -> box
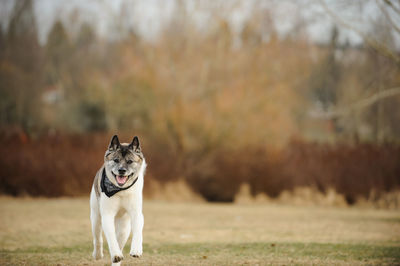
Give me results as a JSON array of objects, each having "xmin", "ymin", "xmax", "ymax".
[{"xmin": 0, "ymin": 197, "xmax": 399, "ymax": 265}]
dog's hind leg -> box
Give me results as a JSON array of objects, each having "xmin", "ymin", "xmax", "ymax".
[
  {"xmin": 115, "ymin": 214, "xmax": 131, "ymax": 252},
  {"xmin": 90, "ymin": 189, "xmax": 104, "ymax": 260}
]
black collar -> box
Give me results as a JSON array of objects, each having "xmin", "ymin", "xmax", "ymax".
[{"xmin": 100, "ymin": 168, "xmax": 138, "ymax": 197}]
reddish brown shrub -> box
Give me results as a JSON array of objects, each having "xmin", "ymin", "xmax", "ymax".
[{"xmin": 0, "ymin": 134, "xmax": 399, "ymax": 204}]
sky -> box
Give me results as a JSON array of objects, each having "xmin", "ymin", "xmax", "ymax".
[{"xmin": 0, "ymin": 0, "xmax": 391, "ymax": 46}]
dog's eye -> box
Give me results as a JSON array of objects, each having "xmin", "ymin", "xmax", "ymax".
[
  {"xmin": 113, "ymin": 159, "xmax": 120, "ymax": 163},
  {"xmin": 127, "ymin": 160, "xmax": 133, "ymax": 164}
]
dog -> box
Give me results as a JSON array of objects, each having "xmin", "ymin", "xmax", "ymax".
[{"xmin": 90, "ymin": 135, "xmax": 146, "ymax": 264}]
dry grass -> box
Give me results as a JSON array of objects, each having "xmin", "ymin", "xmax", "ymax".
[{"xmin": 0, "ymin": 197, "xmax": 399, "ymax": 265}]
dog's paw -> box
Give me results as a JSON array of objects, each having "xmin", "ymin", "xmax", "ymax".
[
  {"xmin": 112, "ymin": 254, "xmax": 124, "ymax": 263},
  {"xmin": 92, "ymin": 249, "xmax": 103, "ymax": 260},
  {"xmin": 130, "ymin": 247, "xmax": 143, "ymax": 258}
]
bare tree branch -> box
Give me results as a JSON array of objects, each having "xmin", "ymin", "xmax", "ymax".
[
  {"xmin": 377, "ymin": 0, "xmax": 400, "ymax": 35},
  {"xmin": 317, "ymin": 0, "xmax": 400, "ymax": 66},
  {"xmin": 309, "ymin": 86, "xmax": 400, "ymax": 119},
  {"xmin": 384, "ymin": 0, "xmax": 400, "ymax": 16}
]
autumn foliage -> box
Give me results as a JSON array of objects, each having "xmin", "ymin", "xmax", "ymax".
[{"xmin": 1, "ymin": 1, "xmax": 400, "ymax": 203}]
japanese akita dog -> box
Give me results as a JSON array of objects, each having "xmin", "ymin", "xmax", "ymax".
[{"xmin": 90, "ymin": 135, "xmax": 146, "ymax": 264}]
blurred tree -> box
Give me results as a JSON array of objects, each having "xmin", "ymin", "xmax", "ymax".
[
  {"xmin": 45, "ymin": 20, "xmax": 71, "ymax": 85},
  {"xmin": 68, "ymin": 22, "xmax": 97, "ymax": 95},
  {"xmin": 44, "ymin": 18, "xmax": 107, "ymax": 133},
  {"xmin": 307, "ymin": 26, "xmax": 342, "ymax": 140},
  {"xmin": 241, "ymin": 21, "xmax": 262, "ymax": 48},
  {"xmin": 214, "ymin": 19, "xmax": 232, "ymax": 52},
  {"xmin": 77, "ymin": 99, "xmax": 107, "ymax": 132},
  {"xmin": 0, "ymin": 0, "xmax": 44, "ymax": 133},
  {"xmin": 75, "ymin": 22, "xmax": 96, "ymax": 51},
  {"xmin": 314, "ymin": 0, "xmax": 400, "ymax": 142},
  {"xmin": 364, "ymin": 15, "xmax": 400, "ymax": 143},
  {"xmin": 310, "ymin": 26, "xmax": 340, "ymax": 111},
  {"xmin": 0, "ymin": 27, "xmax": 4, "ymax": 56},
  {"xmin": 106, "ymin": 79, "xmax": 154, "ymax": 131},
  {"xmin": 318, "ymin": 0, "xmax": 400, "ymax": 66}
]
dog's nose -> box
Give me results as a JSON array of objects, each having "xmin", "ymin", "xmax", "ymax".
[{"xmin": 118, "ymin": 168, "xmax": 127, "ymax": 175}]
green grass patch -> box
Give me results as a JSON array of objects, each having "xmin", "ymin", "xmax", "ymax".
[{"xmin": 146, "ymin": 242, "xmax": 400, "ymax": 261}]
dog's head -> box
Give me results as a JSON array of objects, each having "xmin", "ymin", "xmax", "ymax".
[{"xmin": 104, "ymin": 135, "xmax": 144, "ymax": 187}]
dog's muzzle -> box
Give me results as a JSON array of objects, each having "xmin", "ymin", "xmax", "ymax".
[{"xmin": 112, "ymin": 172, "xmax": 134, "ymax": 186}]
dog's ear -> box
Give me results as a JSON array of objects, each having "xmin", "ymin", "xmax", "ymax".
[
  {"xmin": 129, "ymin": 136, "xmax": 141, "ymax": 152},
  {"xmin": 109, "ymin": 135, "xmax": 120, "ymax": 151}
]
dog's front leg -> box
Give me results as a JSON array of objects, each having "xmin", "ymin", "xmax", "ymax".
[
  {"xmin": 102, "ymin": 214, "xmax": 124, "ymax": 263},
  {"xmin": 129, "ymin": 208, "xmax": 144, "ymax": 257}
]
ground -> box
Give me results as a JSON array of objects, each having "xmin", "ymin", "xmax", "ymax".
[{"xmin": 0, "ymin": 197, "xmax": 399, "ymax": 265}]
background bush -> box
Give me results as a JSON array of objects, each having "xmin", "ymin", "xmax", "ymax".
[{"xmin": 0, "ymin": 133, "xmax": 398, "ymax": 204}]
